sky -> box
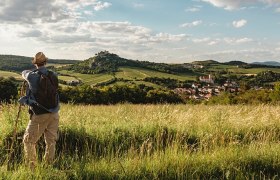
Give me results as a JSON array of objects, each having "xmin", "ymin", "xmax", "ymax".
[{"xmin": 0, "ymin": 0, "xmax": 280, "ymax": 63}]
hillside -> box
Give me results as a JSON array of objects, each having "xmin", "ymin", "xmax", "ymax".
[
  {"xmin": 59, "ymin": 66, "xmax": 198, "ymax": 88},
  {"xmin": 0, "ymin": 55, "xmax": 78, "ymax": 72},
  {"xmin": 55, "ymin": 51, "xmax": 203, "ymax": 87},
  {"xmin": 63, "ymin": 51, "xmax": 192, "ymax": 74},
  {"xmin": 191, "ymin": 60, "xmax": 220, "ymax": 65},
  {"xmin": 252, "ymin": 61, "xmax": 280, "ymax": 67},
  {"xmin": 224, "ymin": 61, "xmax": 248, "ymax": 65}
]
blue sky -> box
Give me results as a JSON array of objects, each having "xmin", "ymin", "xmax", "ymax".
[{"xmin": 0, "ymin": 0, "xmax": 280, "ymax": 63}]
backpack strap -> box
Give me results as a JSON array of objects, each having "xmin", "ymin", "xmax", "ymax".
[{"xmin": 46, "ymin": 71, "xmax": 57, "ymax": 88}]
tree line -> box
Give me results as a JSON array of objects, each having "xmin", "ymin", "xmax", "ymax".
[
  {"xmin": 59, "ymin": 84, "xmax": 183, "ymax": 104},
  {"xmin": 207, "ymin": 83, "xmax": 280, "ymax": 105}
]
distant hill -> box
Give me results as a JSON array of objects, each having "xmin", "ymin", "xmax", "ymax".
[
  {"xmin": 191, "ymin": 60, "xmax": 220, "ymax": 65},
  {"xmin": 224, "ymin": 61, "xmax": 248, "ymax": 66},
  {"xmin": 0, "ymin": 55, "xmax": 78, "ymax": 72},
  {"xmin": 64, "ymin": 51, "xmax": 192, "ymax": 74},
  {"xmin": 252, "ymin": 61, "xmax": 280, "ymax": 67}
]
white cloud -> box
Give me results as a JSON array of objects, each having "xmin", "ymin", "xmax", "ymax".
[
  {"xmin": 78, "ymin": 21, "xmax": 152, "ymax": 37},
  {"xmin": 93, "ymin": 1, "xmax": 112, "ymax": 11},
  {"xmin": 208, "ymin": 41, "xmax": 218, "ymax": 45},
  {"xmin": 4, "ymin": 20, "xmax": 186, "ymax": 49},
  {"xmin": 133, "ymin": 3, "xmax": 144, "ymax": 8},
  {"xmin": 191, "ymin": 37, "xmax": 220, "ymax": 45},
  {"xmin": 232, "ymin": 19, "xmax": 247, "ymax": 28},
  {"xmin": 150, "ymin": 33, "xmax": 187, "ymax": 43},
  {"xmin": 0, "ymin": 0, "xmax": 112, "ymax": 23},
  {"xmin": 262, "ymin": 0, "xmax": 280, "ymax": 6},
  {"xmin": 192, "ymin": 38, "xmax": 210, "ymax": 43},
  {"xmin": 19, "ymin": 30, "xmax": 42, "ymax": 38},
  {"xmin": 202, "ymin": 0, "xmax": 280, "ymax": 10},
  {"xmin": 180, "ymin": 20, "xmax": 202, "ymax": 28},
  {"xmin": 224, "ymin": 37, "xmax": 253, "ymax": 44},
  {"xmin": 185, "ymin": 7, "xmax": 200, "ymax": 12},
  {"xmin": 0, "ymin": 17, "xmax": 189, "ymax": 61},
  {"xmin": 201, "ymin": 0, "xmax": 242, "ymax": 10},
  {"xmin": 235, "ymin": 37, "xmax": 253, "ymax": 43},
  {"xmin": 275, "ymin": 7, "xmax": 280, "ymax": 12},
  {"xmin": 84, "ymin": 10, "xmax": 94, "ymax": 15},
  {"xmin": 0, "ymin": 0, "xmax": 69, "ymax": 23},
  {"xmin": 191, "ymin": 36, "xmax": 253, "ymax": 46}
]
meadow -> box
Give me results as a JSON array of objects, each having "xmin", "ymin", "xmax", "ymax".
[
  {"xmin": 208, "ymin": 64, "xmax": 280, "ymax": 75},
  {"xmin": 0, "ymin": 104, "xmax": 280, "ymax": 179},
  {"xmin": 116, "ymin": 67, "xmax": 196, "ymax": 81},
  {"xmin": 0, "ymin": 71, "xmax": 21, "ymax": 80},
  {"xmin": 59, "ymin": 70, "xmax": 115, "ymax": 85}
]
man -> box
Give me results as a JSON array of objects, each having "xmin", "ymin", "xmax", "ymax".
[{"xmin": 19, "ymin": 52, "xmax": 59, "ymax": 170}]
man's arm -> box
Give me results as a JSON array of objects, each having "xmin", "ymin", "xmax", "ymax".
[
  {"xmin": 19, "ymin": 70, "xmax": 33, "ymax": 105},
  {"xmin": 22, "ymin": 70, "xmax": 31, "ymax": 81}
]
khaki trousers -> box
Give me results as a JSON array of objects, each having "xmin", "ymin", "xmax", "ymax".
[{"xmin": 23, "ymin": 112, "xmax": 59, "ymax": 167}]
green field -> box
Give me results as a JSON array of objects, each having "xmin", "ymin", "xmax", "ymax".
[
  {"xmin": 46, "ymin": 63, "xmax": 73, "ymax": 68},
  {"xmin": 59, "ymin": 70, "xmax": 114, "ymax": 85},
  {"xmin": 231, "ymin": 67, "xmax": 280, "ymax": 74},
  {"xmin": 116, "ymin": 67, "xmax": 197, "ymax": 81},
  {"xmin": 58, "ymin": 66, "xmax": 197, "ymax": 87},
  {"xmin": 58, "ymin": 75, "xmax": 79, "ymax": 82},
  {"xmin": 0, "ymin": 104, "xmax": 280, "ymax": 179},
  {"xmin": 208, "ymin": 64, "xmax": 280, "ymax": 74},
  {"xmin": 110, "ymin": 80, "xmax": 163, "ymax": 88},
  {"xmin": 0, "ymin": 71, "xmax": 21, "ymax": 80}
]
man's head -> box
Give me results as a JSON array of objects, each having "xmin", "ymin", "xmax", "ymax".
[{"xmin": 32, "ymin": 52, "xmax": 47, "ymax": 67}]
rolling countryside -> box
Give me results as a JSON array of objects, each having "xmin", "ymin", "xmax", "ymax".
[{"xmin": 1, "ymin": 52, "xmax": 280, "ymax": 88}]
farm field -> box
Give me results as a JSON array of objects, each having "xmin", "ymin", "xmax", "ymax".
[
  {"xmin": 208, "ymin": 64, "xmax": 280, "ymax": 74},
  {"xmin": 58, "ymin": 70, "xmax": 114, "ymax": 85},
  {"xmin": 46, "ymin": 63, "xmax": 73, "ymax": 68},
  {"xmin": 110, "ymin": 80, "xmax": 164, "ymax": 88},
  {"xmin": 58, "ymin": 66, "xmax": 197, "ymax": 87},
  {"xmin": 231, "ymin": 67, "xmax": 280, "ymax": 74},
  {"xmin": 0, "ymin": 104, "xmax": 280, "ymax": 179},
  {"xmin": 116, "ymin": 67, "xmax": 197, "ymax": 81},
  {"xmin": 0, "ymin": 71, "xmax": 21, "ymax": 80},
  {"xmin": 58, "ymin": 75, "xmax": 79, "ymax": 82}
]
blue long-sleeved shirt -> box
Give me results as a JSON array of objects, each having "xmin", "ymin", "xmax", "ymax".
[{"xmin": 19, "ymin": 66, "xmax": 60, "ymax": 113}]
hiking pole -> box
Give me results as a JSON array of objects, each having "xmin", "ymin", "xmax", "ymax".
[{"xmin": 7, "ymin": 81, "xmax": 26, "ymax": 170}]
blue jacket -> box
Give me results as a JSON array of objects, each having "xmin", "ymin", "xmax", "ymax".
[{"xmin": 18, "ymin": 66, "xmax": 60, "ymax": 113}]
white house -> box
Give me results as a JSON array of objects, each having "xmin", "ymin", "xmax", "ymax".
[{"xmin": 199, "ymin": 74, "xmax": 214, "ymax": 84}]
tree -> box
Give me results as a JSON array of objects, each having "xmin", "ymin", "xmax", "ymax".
[{"xmin": 0, "ymin": 78, "xmax": 18, "ymax": 103}]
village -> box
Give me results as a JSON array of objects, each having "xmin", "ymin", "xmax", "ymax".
[
  {"xmin": 174, "ymin": 74, "xmax": 240, "ymax": 101},
  {"xmin": 64, "ymin": 73, "xmax": 242, "ymax": 101}
]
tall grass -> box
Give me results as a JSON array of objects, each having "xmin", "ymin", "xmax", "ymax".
[{"xmin": 0, "ymin": 104, "xmax": 280, "ymax": 179}]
